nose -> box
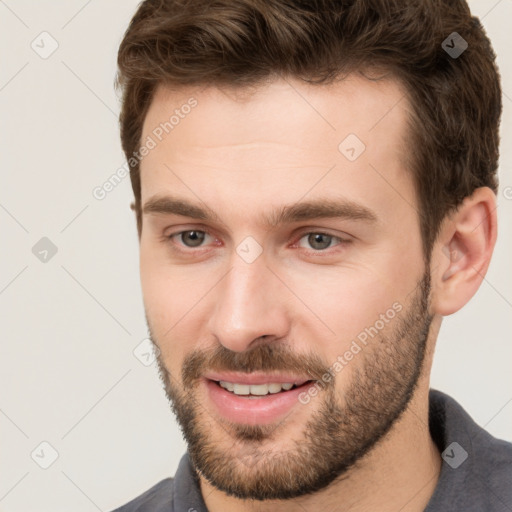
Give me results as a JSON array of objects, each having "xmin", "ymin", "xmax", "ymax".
[{"xmin": 207, "ymin": 255, "xmax": 290, "ymax": 353}]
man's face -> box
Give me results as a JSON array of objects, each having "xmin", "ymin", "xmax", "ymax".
[{"xmin": 139, "ymin": 76, "xmax": 432, "ymax": 499}]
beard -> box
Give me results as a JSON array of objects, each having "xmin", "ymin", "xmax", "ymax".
[{"xmin": 148, "ymin": 270, "xmax": 432, "ymax": 501}]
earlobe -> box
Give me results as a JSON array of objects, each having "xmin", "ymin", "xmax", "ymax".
[{"xmin": 431, "ymin": 187, "xmax": 497, "ymax": 316}]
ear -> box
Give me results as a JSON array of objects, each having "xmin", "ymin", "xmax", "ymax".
[{"xmin": 430, "ymin": 187, "xmax": 497, "ymax": 316}]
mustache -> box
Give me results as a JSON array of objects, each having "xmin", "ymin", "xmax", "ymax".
[{"xmin": 180, "ymin": 342, "xmax": 332, "ymax": 389}]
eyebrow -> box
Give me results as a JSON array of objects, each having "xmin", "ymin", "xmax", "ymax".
[{"xmin": 142, "ymin": 195, "xmax": 378, "ymax": 227}]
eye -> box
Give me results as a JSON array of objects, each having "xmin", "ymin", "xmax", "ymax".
[
  {"xmin": 297, "ymin": 232, "xmax": 345, "ymax": 251},
  {"xmin": 170, "ymin": 230, "xmax": 211, "ymax": 248}
]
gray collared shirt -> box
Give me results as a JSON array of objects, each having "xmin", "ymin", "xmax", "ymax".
[{"xmin": 112, "ymin": 389, "xmax": 512, "ymax": 511}]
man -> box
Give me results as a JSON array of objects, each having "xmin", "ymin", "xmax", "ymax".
[{"xmin": 112, "ymin": 0, "xmax": 511, "ymax": 510}]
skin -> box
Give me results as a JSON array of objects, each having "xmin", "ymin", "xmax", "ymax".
[{"xmin": 137, "ymin": 74, "xmax": 497, "ymax": 512}]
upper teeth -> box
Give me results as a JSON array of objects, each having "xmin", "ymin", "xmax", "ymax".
[{"xmin": 219, "ymin": 381, "xmax": 295, "ymax": 395}]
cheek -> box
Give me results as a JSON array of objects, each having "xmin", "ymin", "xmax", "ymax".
[
  {"xmin": 140, "ymin": 243, "xmax": 219, "ymax": 366},
  {"xmin": 140, "ymin": 240, "xmax": 199, "ymax": 316},
  {"xmin": 140, "ymin": 245, "xmax": 191, "ymax": 358},
  {"xmin": 292, "ymin": 276, "xmax": 385, "ymax": 344},
  {"xmin": 285, "ymin": 255, "xmax": 417, "ymax": 351}
]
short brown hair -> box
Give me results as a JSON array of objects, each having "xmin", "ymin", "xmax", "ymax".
[{"xmin": 116, "ymin": 0, "xmax": 501, "ymax": 256}]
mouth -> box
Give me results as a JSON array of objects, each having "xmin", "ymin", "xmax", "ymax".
[
  {"xmin": 203, "ymin": 375, "xmax": 317, "ymax": 425},
  {"xmin": 212, "ymin": 379, "xmax": 313, "ymax": 398}
]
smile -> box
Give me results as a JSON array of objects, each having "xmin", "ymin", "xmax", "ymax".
[
  {"xmin": 204, "ymin": 377, "xmax": 316, "ymax": 424},
  {"xmin": 217, "ymin": 381, "xmax": 301, "ymax": 396}
]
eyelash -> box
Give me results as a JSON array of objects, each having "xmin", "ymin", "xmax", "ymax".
[{"xmin": 165, "ymin": 229, "xmax": 350, "ymax": 255}]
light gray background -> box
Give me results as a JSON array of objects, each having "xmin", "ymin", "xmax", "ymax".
[{"xmin": 0, "ymin": 1, "xmax": 511, "ymax": 511}]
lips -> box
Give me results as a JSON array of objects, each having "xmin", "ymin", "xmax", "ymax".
[{"xmin": 202, "ymin": 372, "xmax": 313, "ymax": 425}]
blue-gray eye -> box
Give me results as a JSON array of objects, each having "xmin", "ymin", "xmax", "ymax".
[
  {"xmin": 180, "ymin": 230, "xmax": 206, "ymax": 247},
  {"xmin": 299, "ymin": 233, "xmax": 338, "ymax": 250}
]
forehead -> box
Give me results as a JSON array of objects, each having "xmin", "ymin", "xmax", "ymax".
[
  {"xmin": 143, "ymin": 74, "xmax": 410, "ymax": 148},
  {"xmin": 139, "ymin": 74, "xmax": 415, "ymax": 222}
]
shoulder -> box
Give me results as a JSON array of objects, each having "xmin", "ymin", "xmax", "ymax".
[
  {"xmin": 110, "ymin": 452, "xmax": 205, "ymax": 512},
  {"xmin": 427, "ymin": 389, "xmax": 512, "ymax": 511},
  {"xmin": 111, "ymin": 478, "xmax": 174, "ymax": 512},
  {"xmin": 468, "ymin": 419, "xmax": 512, "ymax": 506},
  {"xmin": 431, "ymin": 389, "xmax": 512, "ymax": 469}
]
